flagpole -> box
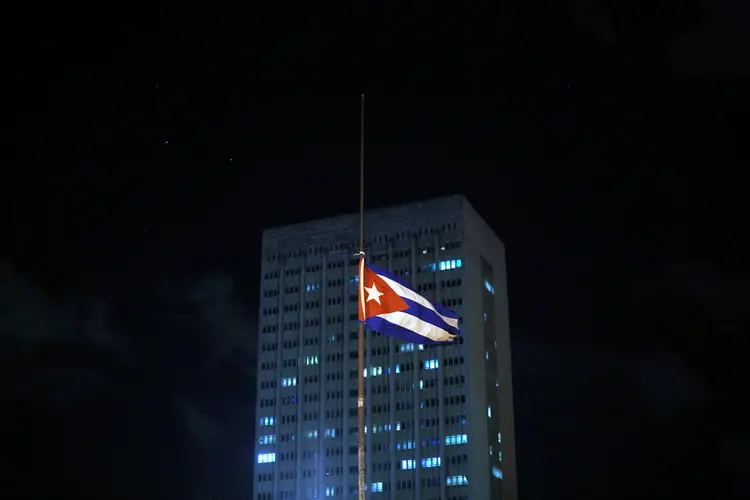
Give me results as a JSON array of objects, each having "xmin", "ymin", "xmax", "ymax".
[{"xmin": 357, "ymin": 93, "xmax": 367, "ymax": 500}]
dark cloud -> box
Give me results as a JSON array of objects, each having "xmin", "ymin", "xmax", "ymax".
[
  {"xmin": 667, "ymin": 0, "xmax": 750, "ymax": 76},
  {"xmin": 156, "ymin": 274, "xmax": 258, "ymax": 500},
  {"xmin": 515, "ymin": 336, "xmax": 705, "ymax": 416},
  {"xmin": 0, "ymin": 262, "xmax": 128, "ymax": 352},
  {"xmin": 671, "ymin": 259, "xmax": 749, "ymax": 329},
  {"xmin": 513, "ymin": 335, "xmax": 708, "ymax": 499},
  {"xmin": 160, "ymin": 274, "xmax": 257, "ymax": 370},
  {"xmin": 0, "ymin": 261, "xmax": 130, "ymax": 402},
  {"xmin": 570, "ymin": 0, "xmax": 749, "ymax": 76},
  {"xmin": 179, "ymin": 400, "xmax": 221, "ymax": 450},
  {"xmin": 632, "ymin": 354, "xmax": 708, "ymax": 416}
]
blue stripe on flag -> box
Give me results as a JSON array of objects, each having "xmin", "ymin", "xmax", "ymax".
[
  {"xmin": 364, "ymin": 316, "xmax": 453, "ymax": 345},
  {"xmin": 401, "ymin": 298, "xmax": 460, "ymax": 336},
  {"xmin": 434, "ymin": 302, "xmax": 458, "ymax": 320}
]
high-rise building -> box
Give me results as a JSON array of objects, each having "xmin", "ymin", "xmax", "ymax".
[{"xmin": 254, "ymin": 195, "xmax": 517, "ymax": 500}]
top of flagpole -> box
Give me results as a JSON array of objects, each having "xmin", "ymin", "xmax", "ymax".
[{"xmin": 359, "ymin": 94, "xmax": 365, "ymax": 254}]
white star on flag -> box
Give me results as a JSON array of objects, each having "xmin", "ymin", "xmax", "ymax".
[{"xmin": 364, "ymin": 283, "xmax": 384, "ymax": 304}]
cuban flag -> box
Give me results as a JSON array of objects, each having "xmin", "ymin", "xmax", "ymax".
[{"xmin": 358, "ymin": 257, "xmax": 459, "ymax": 343}]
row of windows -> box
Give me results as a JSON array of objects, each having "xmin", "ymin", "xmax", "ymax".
[
  {"xmin": 262, "ymin": 257, "xmax": 462, "ymax": 298},
  {"xmin": 261, "ymin": 422, "xmax": 467, "ymax": 448},
  {"xmin": 266, "ymin": 248, "xmax": 462, "ymax": 285},
  {"xmin": 260, "ymin": 330, "xmax": 463, "ymax": 352},
  {"xmin": 261, "ymin": 388, "xmax": 469, "ymax": 415},
  {"xmin": 271, "ymin": 289, "xmax": 462, "ymax": 317},
  {"xmin": 258, "ymin": 472, "xmax": 464, "ymax": 500},
  {"xmin": 272, "ymin": 293, "xmax": 463, "ymax": 322},
  {"xmin": 258, "ymin": 353, "xmax": 464, "ymax": 379},
  {"xmin": 260, "ymin": 435, "xmax": 468, "ymax": 455},
  {"xmin": 279, "ymin": 470, "xmax": 295, "ymax": 480},
  {"xmin": 260, "ymin": 372, "xmax": 466, "ymax": 392},
  {"xmin": 259, "ymin": 471, "xmax": 468, "ymax": 493},
  {"xmin": 258, "ymin": 491, "xmax": 466, "ymax": 500},
  {"xmin": 262, "ymin": 374, "xmax": 466, "ymax": 393},
  {"xmin": 263, "ymin": 226, "xmax": 460, "ymax": 265}
]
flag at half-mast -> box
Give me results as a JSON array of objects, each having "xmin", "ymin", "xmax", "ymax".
[{"xmin": 358, "ymin": 256, "xmax": 459, "ymax": 343}]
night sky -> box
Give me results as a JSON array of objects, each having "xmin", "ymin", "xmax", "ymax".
[{"xmin": 4, "ymin": 3, "xmax": 748, "ymax": 500}]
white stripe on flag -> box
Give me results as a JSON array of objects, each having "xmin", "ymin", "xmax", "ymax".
[
  {"xmin": 376, "ymin": 273, "xmax": 459, "ymax": 329},
  {"xmin": 377, "ymin": 311, "xmax": 456, "ymax": 342}
]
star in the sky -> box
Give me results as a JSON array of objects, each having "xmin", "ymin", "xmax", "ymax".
[{"xmin": 364, "ymin": 283, "xmax": 384, "ymax": 305}]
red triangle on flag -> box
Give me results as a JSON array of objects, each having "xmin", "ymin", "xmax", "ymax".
[{"xmin": 358, "ymin": 265, "xmax": 410, "ymax": 321}]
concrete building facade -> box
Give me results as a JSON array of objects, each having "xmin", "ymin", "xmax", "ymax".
[{"xmin": 254, "ymin": 195, "xmax": 516, "ymax": 500}]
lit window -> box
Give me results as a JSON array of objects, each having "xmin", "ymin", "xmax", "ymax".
[
  {"xmin": 401, "ymin": 459, "xmax": 416, "ymax": 470},
  {"xmin": 421, "ymin": 457, "xmax": 441, "ymax": 468},
  {"xmin": 306, "ymin": 430, "xmax": 318, "ymax": 439},
  {"xmin": 492, "ymin": 466, "xmax": 503, "ymax": 479},
  {"xmin": 488, "ymin": 405, "xmax": 492, "ymax": 418},
  {"xmin": 396, "ymin": 440, "xmax": 414, "ymax": 450},
  {"xmin": 257, "ymin": 452, "xmax": 276, "ymax": 464},
  {"xmin": 281, "ymin": 377, "xmax": 297, "ymax": 387},
  {"xmin": 484, "ymin": 279, "xmax": 495, "ymax": 295},
  {"xmin": 445, "ymin": 434, "xmax": 468, "ymax": 446},
  {"xmin": 395, "ymin": 364, "xmax": 401, "ymax": 374},
  {"xmin": 259, "ymin": 417, "xmax": 275, "ymax": 426},
  {"xmin": 424, "ymin": 359, "xmax": 439, "ymax": 370},
  {"xmin": 446, "ymin": 475, "xmax": 468, "ymax": 486},
  {"xmin": 422, "ymin": 262, "xmax": 437, "ymax": 272},
  {"xmin": 305, "ymin": 355, "xmax": 319, "ymax": 365},
  {"xmin": 370, "ymin": 482, "xmax": 383, "ymax": 492},
  {"xmin": 438, "ymin": 259, "xmax": 463, "ymax": 271}
]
